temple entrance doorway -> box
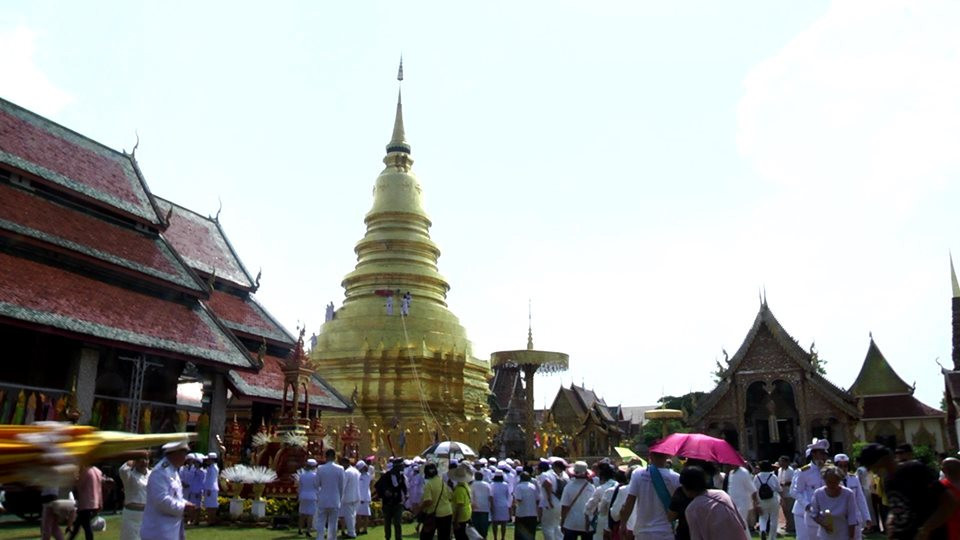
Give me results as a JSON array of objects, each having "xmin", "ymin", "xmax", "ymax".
[{"xmin": 745, "ymin": 380, "xmax": 799, "ymax": 461}]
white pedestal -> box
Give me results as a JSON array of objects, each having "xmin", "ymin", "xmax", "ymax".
[
  {"xmin": 229, "ymin": 498, "xmax": 244, "ymax": 518},
  {"xmin": 251, "ymin": 500, "xmax": 266, "ymax": 518}
]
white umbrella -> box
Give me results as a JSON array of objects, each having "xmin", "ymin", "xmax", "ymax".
[{"xmin": 420, "ymin": 441, "xmax": 477, "ymax": 460}]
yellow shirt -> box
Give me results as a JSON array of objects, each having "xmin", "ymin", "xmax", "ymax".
[
  {"xmin": 422, "ymin": 476, "xmax": 453, "ymax": 518},
  {"xmin": 452, "ymin": 482, "xmax": 472, "ymax": 523}
]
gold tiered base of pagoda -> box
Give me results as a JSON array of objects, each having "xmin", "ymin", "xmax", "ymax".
[
  {"xmin": 311, "ymin": 293, "xmax": 492, "ymax": 454},
  {"xmin": 318, "ymin": 413, "xmax": 495, "ymax": 458}
]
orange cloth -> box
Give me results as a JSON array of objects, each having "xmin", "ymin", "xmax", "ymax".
[{"xmin": 939, "ymin": 478, "xmax": 960, "ymax": 540}]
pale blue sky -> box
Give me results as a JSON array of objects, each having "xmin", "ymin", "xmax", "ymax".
[{"xmin": 3, "ymin": 1, "xmax": 960, "ymax": 412}]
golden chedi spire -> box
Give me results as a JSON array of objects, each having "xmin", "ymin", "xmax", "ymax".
[{"xmin": 312, "ymin": 61, "xmax": 490, "ymax": 438}]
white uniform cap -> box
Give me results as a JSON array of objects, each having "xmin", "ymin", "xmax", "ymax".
[
  {"xmin": 207, "ymin": 452, "xmax": 218, "ymax": 460},
  {"xmin": 306, "ymin": 458, "xmax": 318, "ymax": 466},
  {"xmin": 162, "ymin": 440, "xmax": 190, "ymax": 454},
  {"xmin": 833, "ymin": 453, "xmax": 850, "ymax": 463}
]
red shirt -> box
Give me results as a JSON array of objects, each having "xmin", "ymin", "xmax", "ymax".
[{"xmin": 939, "ymin": 478, "xmax": 960, "ymax": 540}]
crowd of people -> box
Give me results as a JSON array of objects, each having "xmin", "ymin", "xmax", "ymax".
[{"xmin": 28, "ymin": 436, "xmax": 960, "ymax": 540}]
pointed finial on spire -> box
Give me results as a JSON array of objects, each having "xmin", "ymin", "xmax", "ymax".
[
  {"xmin": 951, "ymin": 252, "xmax": 960, "ymax": 298},
  {"xmin": 527, "ymin": 299, "xmax": 534, "ymax": 350},
  {"xmin": 386, "ymin": 56, "xmax": 411, "ymax": 156}
]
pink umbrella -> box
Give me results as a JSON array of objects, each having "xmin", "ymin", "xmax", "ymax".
[{"xmin": 648, "ymin": 433, "xmax": 745, "ymax": 466}]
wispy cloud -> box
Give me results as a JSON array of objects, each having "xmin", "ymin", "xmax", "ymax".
[{"xmin": 0, "ymin": 25, "xmax": 72, "ymax": 116}]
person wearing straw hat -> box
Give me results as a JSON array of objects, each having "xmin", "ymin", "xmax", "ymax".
[
  {"xmin": 141, "ymin": 439, "xmax": 192, "ymax": 540},
  {"xmin": 561, "ymin": 462, "xmax": 596, "ymax": 540},
  {"xmin": 450, "ymin": 463, "xmax": 474, "ymax": 540},
  {"xmin": 298, "ymin": 458, "xmax": 319, "ymax": 537}
]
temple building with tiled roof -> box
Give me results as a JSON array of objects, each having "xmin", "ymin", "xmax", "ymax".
[
  {"xmin": 850, "ymin": 338, "xmax": 946, "ymax": 449},
  {"xmin": 0, "ymin": 96, "xmax": 256, "ymax": 449},
  {"xmin": 540, "ymin": 383, "xmax": 625, "ymax": 457},
  {"xmin": 690, "ymin": 300, "xmax": 861, "ymax": 460},
  {"xmin": 156, "ymin": 197, "xmax": 351, "ymax": 429}
]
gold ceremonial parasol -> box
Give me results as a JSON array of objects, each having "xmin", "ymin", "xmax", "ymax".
[{"xmin": 0, "ymin": 423, "xmax": 196, "ymax": 485}]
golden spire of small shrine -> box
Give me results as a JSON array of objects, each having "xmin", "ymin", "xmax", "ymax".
[{"xmin": 527, "ymin": 299, "xmax": 534, "ymax": 351}]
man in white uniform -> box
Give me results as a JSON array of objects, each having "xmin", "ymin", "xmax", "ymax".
[
  {"xmin": 119, "ymin": 450, "xmax": 151, "ymax": 540},
  {"xmin": 141, "ymin": 440, "xmax": 193, "ymax": 540},
  {"xmin": 834, "ymin": 454, "xmax": 872, "ymax": 539},
  {"xmin": 618, "ymin": 452, "xmax": 680, "ymax": 540},
  {"xmin": 316, "ymin": 448, "xmax": 345, "ymax": 540},
  {"xmin": 584, "ymin": 463, "xmax": 617, "ymax": 540},
  {"xmin": 790, "ymin": 440, "xmax": 828, "ymax": 540},
  {"xmin": 339, "ymin": 458, "xmax": 361, "ymax": 538},
  {"xmin": 298, "ymin": 458, "xmax": 319, "ymax": 536}
]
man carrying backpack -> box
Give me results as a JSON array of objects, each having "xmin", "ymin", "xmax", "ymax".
[{"xmin": 753, "ymin": 461, "xmax": 781, "ymax": 540}]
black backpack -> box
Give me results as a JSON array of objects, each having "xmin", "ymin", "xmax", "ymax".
[{"xmin": 758, "ymin": 473, "xmax": 775, "ymax": 500}]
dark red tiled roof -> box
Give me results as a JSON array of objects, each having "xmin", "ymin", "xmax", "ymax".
[
  {"xmin": 206, "ymin": 290, "xmax": 293, "ymax": 345},
  {"xmin": 0, "ymin": 252, "xmax": 254, "ymax": 368},
  {"xmin": 228, "ymin": 354, "xmax": 351, "ymax": 410},
  {"xmin": 155, "ymin": 198, "xmax": 255, "ymax": 289},
  {"xmin": 0, "ymin": 98, "xmax": 161, "ymax": 224},
  {"xmin": 0, "ymin": 183, "xmax": 200, "ymax": 291},
  {"xmin": 860, "ymin": 394, "xmax": 943, "ymax": 420}
]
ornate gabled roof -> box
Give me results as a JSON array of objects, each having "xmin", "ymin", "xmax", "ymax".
[
  {"xmin": 0, "ymin": 182, "xmax": 202, "ymax": 293},
  {"xmin": 556, "ymin": 386, "xmax": 587, "ymax": 417},
  {"xmin": 690, "ymin": 302, "xmax": 857, "ymax": 424},
  {"xmin": 0, "ymin": 97, "xmax": 165, "ymax": 226},
  {"xmin": 228, "ymin": 354, "xmax": 351, "ymax": 410},
  {"xmin": 205, "ymin": 289, "xmax": 294, "ymax": 346},
  {"xmin": 0, "ymin": 251, "xmax": 256, "ymax": 369},
  {"xmin": 572, "ymin": 384, "xmax": 606, "ymax": 410},
  {"xmin": 155, "ymin": 197, "xmax": 256, "ymax": 290},
  {"xmin": 849, "ymin": 338, "xmax": 913, "ymax": 396}
]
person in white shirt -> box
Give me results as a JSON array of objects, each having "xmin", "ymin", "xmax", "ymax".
[
  {"xmin": 339, "ymin": 458, "xmax": 361, "ymax": 538},
  {"xmin": 618, "ymin": 452, "xmax": 680, "ymax": 540},
  {"xmin": 491, "ymin": 472, "xmax": 513, "ymax": 540},
  {"xmin": 316, "ymin": 449, "xmax": 345, "ymax": 540},
  {"xmin": 753, "ymin": 460, "xmax": 781, "ymax": 540},
  {"xmin": 601, "ymin": 469, "xmax": 629, "ymax": 539},
  {"xmin": 119, "ymin": 450, "xmax": 151, "ymax": 540},
  {"xmin": 584, "ymin": 463, "xmax": 617, "ymax": 540},
  {"xmin": 298, "ymin": 459, "xmax": 320, "ymax": 536},
  {"xmin": 540, "ymin": 459, "xmax": 568, "ymax": 540},
  {"xmin": 514, "ymin": 472, "xmax": 540, "ymax": 540},
  {"xmin": 777, "ymin": 456, "xmax": 796, "ymax": 534},
  {"xmin": 561, "ymin": 461, "xmax": 596, "ymax": 540},
  {"xmin": 202, "ymin": 452, "xmax": 220, "ymax": 525},
  {"xmin": 356, "ymin": 460, "xmax": 372, "ymax": 535},
  {"xmin": 470, "ymin": 471, "xmax": 492, "ymax": 539},
  {"xmin": 726, "ymin": 464, "xmax": 759, "ymax": 537},
  {"xmin": 141, "ymin": 440, "xmax": 193, "ymax": 540}
]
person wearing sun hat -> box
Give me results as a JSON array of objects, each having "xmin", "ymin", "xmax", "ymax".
[
  {"xmin": 560, "ymin": 461, "xmax": 596, "ymax": 540},
  {"xmin": 450, "ymin": 463, "xmax": 474, "ymax": 540},
  {"xmin": 140, "ymin": 439, "xmax": 192, "ymax": 540}
]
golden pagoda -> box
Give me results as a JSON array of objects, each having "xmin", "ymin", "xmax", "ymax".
[{"xmin": 311, "ymin": 65, "xmax": 491, "ymax": 456}]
